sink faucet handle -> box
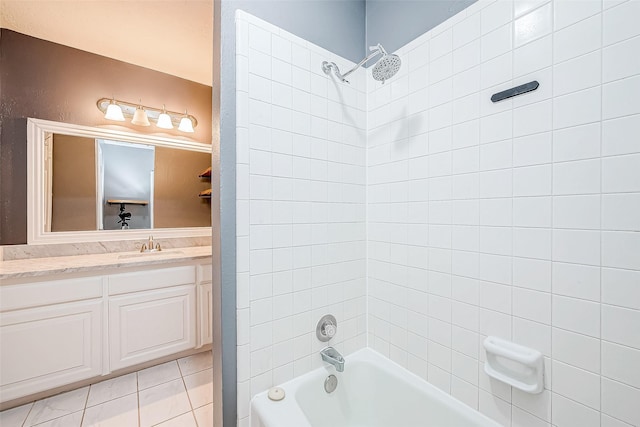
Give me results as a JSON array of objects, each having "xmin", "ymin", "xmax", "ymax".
[
  {"xmin": 155, "ymin": 243, "xmax": 162, "ymax": 251},
  {"xmin": 140, "ymin": 243, "xmax": 147, "ymax": 253}
]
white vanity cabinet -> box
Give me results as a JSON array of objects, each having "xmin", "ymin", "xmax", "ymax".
[
  {"xmin": 0, "ymin": 277, "xmax": 104, "ymax": 403},
  {"xmin": 0, "ymin": 261, "xmax": 212, "ymax": 404},
  {"xmin": 108, "ymin": 266, "xmax": 197, "ymax": 371},
  {"xmin": 197, "ymin": 264, "xmax": 213, "ymax": 347}
]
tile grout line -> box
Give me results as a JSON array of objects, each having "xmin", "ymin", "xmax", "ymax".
[
  {"xmin": 80, "ymin": 385, "xmax": 90, "ymax": 427},
  {"xmin": 137, "ymin": 370, "xmax": 141, "ymax": 427},
  {"xmin": 549, "ymin": 0, "xmax": 556, "ymax": 423},
  {"xmin": 599, "ymin": 2, "xmax": 604, "ymax": 422},
  {"xmin": 20, "ymin": 402, "xmax": 34, "ymax": 427}
]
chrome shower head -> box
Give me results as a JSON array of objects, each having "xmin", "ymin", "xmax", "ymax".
[
  {"xmin": 372, "ymin": 53, "xmax": 402, "ymax": 83},
  {"xmin": 321, "ymin": 43, "xmax": 401, "ymax": 84}
]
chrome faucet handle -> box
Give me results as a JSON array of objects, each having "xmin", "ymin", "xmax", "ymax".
[{"xmin": 316, "ymin": 314, "xmax": 338, "ymax": 342}]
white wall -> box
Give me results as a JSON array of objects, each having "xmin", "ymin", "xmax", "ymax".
[
  {"xmin": 221, "ymin": 4, "xmax": 366, "ymax": 424},
  {"xmin": 367, "ymin": 0, "xmax": 640, "ymax": 426},
  {"xmin": 235, "ymin": 11, "xmax": 368, "ymax": 427}
]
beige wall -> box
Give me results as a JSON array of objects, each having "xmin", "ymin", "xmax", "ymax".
[
  {"xmin": 154, "ymin": 147, "xmax": 211, "ymax": 228},
  {"xmin": 51, "ymin": 134, "xmax": 96, "ymax": 232}
]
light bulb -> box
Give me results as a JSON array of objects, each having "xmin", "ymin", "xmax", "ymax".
[
  {"xmin": 131, "ymin": 105, "xmax": 150, "ymax": 126},
  {"xmin": 156, "ymin": 105, "xmax": 173, "ymax": 129},
  {"xmin": 104, "ymin": 100, "xmax": 125, "ymax": 121}
]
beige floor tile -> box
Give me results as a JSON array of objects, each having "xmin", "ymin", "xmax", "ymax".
[
  {"xmin": 177, "ymin": 351, "xmax": 213, "ymax": 377},
  {"xmin": 138, "ymin": 378, "xmax": 191, "ymax": 427},
  {"xmin": 25, "ymin": 387, "xmax": 88, "ymax": 426},
  {"xmin": 183, "ymin": 369, "xmax": 213, "ymax": 409},
  {"xmin": 137, "ymin": 361, "xmax": 181, "ymax": 391},
  {"xmin": 86, "ymin": 373, "xmax": 137, "ymax": 408},
  {"xmin": 31, "ymin": 411, "xmax": 83, "ymax": 427},
  {"xmin": 0, "ymin": 402, "xmax": 33, "ymax": 426},
  {"xmin": 2, "ymin": 355, "xmax": 215, "ymax": 427},
  {"xmin": 82, "ymin": 393, "xmax": 138, "ymax": 427},
  {"xmin": 193, "ymin": 403, "xmax": 213, "ymax": 427},
  {"xmin": 154, "ymin": 411, "xmax": 197, "ymax": 427}
]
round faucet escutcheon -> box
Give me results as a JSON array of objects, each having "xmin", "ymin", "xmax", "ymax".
[{"xmin": 316, "ymin": 314, "xmax": 337, "ymax": 342}]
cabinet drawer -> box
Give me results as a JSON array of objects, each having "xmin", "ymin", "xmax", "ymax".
[
  {"xmin": 0, "ymin": 276, "xmax": 103, "ymax": 312},
  {"xmin": 109, "ymin": 285, "xmax": 196, "ymax": 370},
  {"xmin": 0, "ymin": 299, "xmax": 103, "ymax": 402},
  {"xmin": 108, "ymin": 266, "xmax": 196, "ymax": 295}
]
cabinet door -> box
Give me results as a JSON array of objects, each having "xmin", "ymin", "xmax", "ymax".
[
  {"xmin": 197, "ymin": 282, "xmax": 213, "ymax": 347},
  {"xmin": 0, "ymin": 300, "xmax": 103, "ymax": 403},
  {"xmin": 109, "ymin": 285, "xmax": 196, "ymax": 371}
]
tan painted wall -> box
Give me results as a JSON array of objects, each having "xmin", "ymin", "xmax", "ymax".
[
  {"xmin": 51, "ymin": 135, "xmax": 96, "ymax": 232},
  {"xmin": 154, "ymin": 147, "xmax": 212, "ymax": 228}
]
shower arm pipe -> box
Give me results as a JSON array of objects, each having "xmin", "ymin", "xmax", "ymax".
[{"xmin": 323, "ymin": 44, "xmax": 387, "ymax": 83}]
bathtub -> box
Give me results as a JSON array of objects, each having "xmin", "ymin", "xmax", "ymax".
[{"xmin": 251, "ymin": 348, "xmax": 502, "ymax": 427}]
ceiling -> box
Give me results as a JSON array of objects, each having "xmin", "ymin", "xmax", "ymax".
[{"xmin": 0, "ymin": 0, "xmax": 213, "ymax": 86}]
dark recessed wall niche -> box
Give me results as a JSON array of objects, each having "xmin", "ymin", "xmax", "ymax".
[{"xmin": 0, "ymin": 29, "xmax": 213, "ymax": 245}]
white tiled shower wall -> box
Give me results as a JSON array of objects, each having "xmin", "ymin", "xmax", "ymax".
[
  {"xmin": 237, "ymin": 1, "xmax": 640, "ymax": 426},
  {"xmin": 367, "ymin": 0, "xmax": 640, "ymax": 426},
  {"xmin": 235, "ymin": 11, "xmax": 368, "ymax": 426}
]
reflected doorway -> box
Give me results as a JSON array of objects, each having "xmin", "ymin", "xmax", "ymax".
[{"xmin": 97, "ymin": 140, "xmax": 155, "ymax": 230}]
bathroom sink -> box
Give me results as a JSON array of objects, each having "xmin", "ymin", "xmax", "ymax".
[{"xmin": 118, "ymin": 250, "xmax": 184, "ymax": 259}]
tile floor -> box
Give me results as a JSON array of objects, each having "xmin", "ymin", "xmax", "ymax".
[{"xmin": 0, "ymin": 351, "xmax": 213, "ymax": 427}]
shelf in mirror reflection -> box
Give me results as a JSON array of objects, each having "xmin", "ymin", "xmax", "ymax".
[{"xmin": 107, "ymin": 199, "xmax": 149, "ymax": 205}]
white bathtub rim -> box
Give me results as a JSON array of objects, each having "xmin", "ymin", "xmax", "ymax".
[{"xmin": 250, "ymin": 347, "xmax": 502, "ymax": 427}]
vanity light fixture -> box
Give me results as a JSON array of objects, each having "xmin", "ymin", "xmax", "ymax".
[
  {"xmin": 156, "ymin": 105, "xmax": 173, "ymax": 129},
  {"xmin": 131, "ymin": 104, "xmax": 151, "ymax": 126},
  {"xmin": 97, "ymin": 97, "xmax": 198, "ymax": 133},
  {"xmin": 104, "ymin": 99, "xmax": 126, "ymax": 121},
  {"xmin": 178, "ymin": 110, "xmax": 195, "ymax": 133}
]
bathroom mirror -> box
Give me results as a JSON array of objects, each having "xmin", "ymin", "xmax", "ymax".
[{"xmin": 27, "ymin": 118, "xmax": 212, "ymax": 244}]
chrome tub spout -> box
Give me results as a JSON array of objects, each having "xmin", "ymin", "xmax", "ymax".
[{"xmin": 320, "ymin": 346, "xmax": 345, "ymax": 372}]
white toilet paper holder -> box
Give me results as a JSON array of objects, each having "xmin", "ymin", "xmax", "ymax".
[{"xmin": 483, "ymin": 336, "xmax": 544, "ymax": 394}]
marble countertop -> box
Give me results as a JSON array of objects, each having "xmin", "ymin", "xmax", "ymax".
[{"xmin": 0, "ymin": 246, "xmax": 212, "ymax": 281}]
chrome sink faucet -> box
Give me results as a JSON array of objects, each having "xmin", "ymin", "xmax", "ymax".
[
  {"xmin": 140, "ymin": 236, "xmax": 162, "ymax": 252},
  {"xmin": 320, "ymin": 347, "xmax": 345, "ymax": 372}
]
